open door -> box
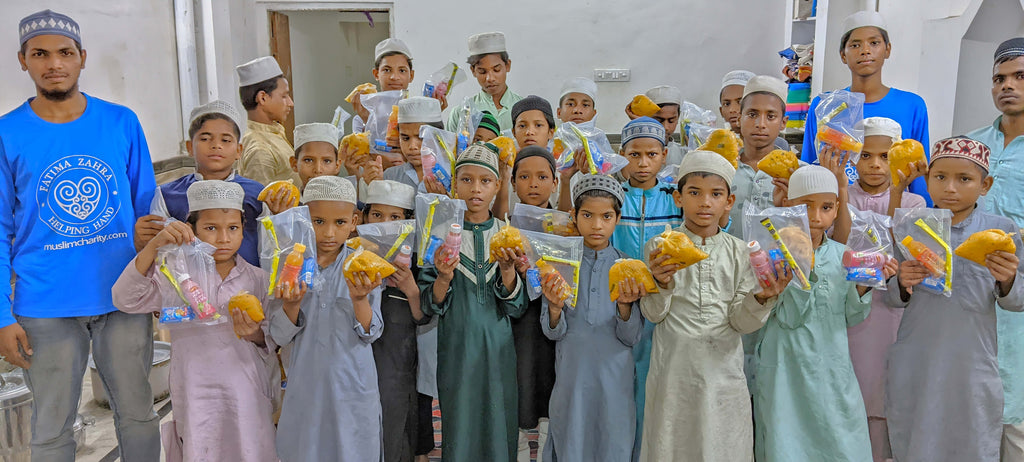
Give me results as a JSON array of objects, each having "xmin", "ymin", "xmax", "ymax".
[{"xmin": 269, "ymin": 11, "xmax": 295, "ymax": 145}]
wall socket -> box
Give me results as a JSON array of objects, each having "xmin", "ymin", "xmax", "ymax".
[{"xmin": 593, "ymin": 69, "xmax": 630, "ymax": 82}]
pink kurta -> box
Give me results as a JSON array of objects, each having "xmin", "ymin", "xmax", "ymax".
[
  {"xmin": 846, "ymin": 182, "xmax": 925, "ymax": 417},
  {"xmin": 112, "ymin": 255, "xmax": 278, "ymax": 462}
]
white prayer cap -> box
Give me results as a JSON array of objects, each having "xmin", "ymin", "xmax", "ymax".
[
  {"xmin": 863, "ymin": 117, "xmax": 902, "ymax": 141},
  {"xmin": 559, "ymin": 77, "xmax": 598, "ymax": 101},
  {"xmin": 788, "ymin": 165, "xmax": 838, "ymax": 200},
  {"xmin": 468, "ymin": 31, "xmax": 506, "ymax": 56},
  {"xmin": 721, "ymin": 70, "xmax": 756, "ymax": 90},
  {"xmin": 363, "ymin": 180, "xmax": 416, "ymax": 210},
  {"xmin": 236, "ymin": 56, "xmax": 283, "ymax": 87},
  {"xmin": 294, "ymin": 123, "xmax": 339, "ymax": 150},
  {"xmin": 302, "ymin": 175, "xmax": 357, "ymax": 205},
  {"xmin": 743, "ymin": 75, "xmax": 788, "ymax": 103},
  {"xmin": 645, "ymin": 85, "xmax": 682, "ymax": 106},
  {"xmin": 188, "ymin": 100, "xmax": 244, "ymax": 136},
  {"xmin": 842, "ymin": 10, "xmax": 887, "ymax": 36},
  {"xmin": 398, "ymin": 96, "xmax": 442, "ymax": 124},
  {"xmin": 676, "ymin": 150, "xmax": 737, "ymax": 187},
  {"xmin": 187, "ymin": 180, "xmax": 244, "ymax": 212},
  {"xmin": 375, "ymin": 38, "xmax": 412, "ymax": 63}
]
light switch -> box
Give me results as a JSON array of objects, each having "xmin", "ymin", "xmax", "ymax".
[{"xmin": 593, "ymin": 69, "xmax": 630, "ymax": 82}]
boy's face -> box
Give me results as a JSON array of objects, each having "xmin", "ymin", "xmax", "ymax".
[
  {"xmin": 992, "ymin": 56, "xmax": 1024, "ymax": 116},
  {"xmin": 188, "ymin": 118, "xmax": 242, "ymax": 174},
  {"xmin": 652, "ymin": 104, "xmax": 681, "ymax": 137},
  {"xmin": 788, "ymin": 192, "xmax": 838, "ymax": 240},
  {"xmin": 719, "ymin": 85, "xmax": 745, "ymax": 132},
  {"xmin": 398, "ymin": 122, "xmax": 425, "ymax": 168},
  {"xmin": 258, "ymin": 77, "xmax": 294, "ymax": 124},
  {"xmin": 455, "ymin": 164, "xmax": 499, "ymax": 215},
  {"xmin": 673, "ymin": 174, "xmax": 734, "ymax": 231},
  {"xmin": 855, "ymin": 135, "xmax": 894, "ymax": 188},
  {"xmin": 841, "ymin": 26, "xmax": 890, "ymax": 78},
  {"xmin": 573, "ymin": 196, "xmax": 619, "ymax": 249},
  {"xmin": 740, "ymin": 94, "xmax": 786, "ymax": 151},
  {"xmin": 473, "ymin": 127, "xmax": 498, "ymax": 143},
  {"xmin": 308, "ymin": 200, "xmax": 358, "ymax": 258},
  {"xmin": 365, "ymin": 203, "xmax": 407, "ymax": 223},
  {"xmin": 372, "ymin": 54, "xmax": 414, "ymax": 91},
  {"xmin": 927, "ymin": 157, "xmax": 992, "ymax": 215},
  {"xmin": 621, "ymin": 137, "xmax": 667, "ymax": 187},
  {"xmin": 472, "ymin": 54, "xmax": 510, "ymax": 97},
  {"xmin": 291, "ymin": 141, "xmax": 340, "ymax": 187},
  {"xmin": 557, "ymin": 93, "xmax": 596, "ymax": 124},
  {"xmin": 513, "ymin": 110, "xmax": 554, "ymax": 148},
  {"xmin": 193, "ymin": 209, "xmax": 244, "ymax": 264},
  {"xmin": 19, "ymin": 35, "xmax": 86, "ymax": 99},
  {"xmin": 512, "ymin": 156, "xmax": 558, "ymax": 207}
]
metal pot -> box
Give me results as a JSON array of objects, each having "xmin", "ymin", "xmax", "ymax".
[
  {"xmin": 0, "ymin": 372, "xmax": 32, "ymax": 461},
  {"xmin": 89, "ymin": 341, "xmax": 171, "ymax": 407}
]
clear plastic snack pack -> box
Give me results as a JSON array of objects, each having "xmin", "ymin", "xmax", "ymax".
[
  {"xmin": 416, "ymin": 193, "xmax": 467, "ymax": 267},
  {"xmin": 150, "ymin": 186, "xmax": 173, "ymax": 225},
  {"xmin": 259, "ymin": 205, "xmax": 319, "ymax": 297},
  {"xmin": 814, "ymin": 89, "xmax": 866, "ymax": 156},
  {"xmin": 419, "ymin": 125, "xmax": 458, "ymax": 194},
  {"xmin": 452, "ymin": 98, "xmax": 484, "ymax": 155},
  {"xmin": 894, "ymin": 207, "xmax": 953, "ymax": 297},
  {"xmin": 743, "ymin": 203, "xmax": 814, "ymax": 290},
  {"xmin": 843, "ymin": 206, "xmax": 894, "ymax": 289},
  {"xmin": 608, "ymin": 258, "xmax": 660, "ymax": 301},
  {"xmin": 331, "ymin": 105, "xmax": 352, "ymax": 133},
  {"xmin": 422, "ymin": 62, "xmax": 467, "ymax": 99},
  {"xmin": 553, "ymin": 122, "xmax": 627, "ymax": 175},
  {"xmin": 686, "ymin": 123, "xmax": 717, "ymax": 151},
  {"xmin": 509, "ymin": 203, "xmax": 577, "ymax": 237},
  {"xmin": 679, "ymin": 101, "xmax": 718, "ymax": 146},
  {"xmin": 518, "ymin": 229, "xmax": 584, "ymax": 307},
  {"xmin": 155, "ymin": 240, "xmax": 224, "ymax": 327},
  {"xmin": 355, "ymin": 219, "xmax": 417, "ymax": 262},
  {"xmin": 361, "ymin": 90, "xmax": 405, "ymax": 154}
]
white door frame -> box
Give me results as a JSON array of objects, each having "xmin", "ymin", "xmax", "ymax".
[{"xmin": 253, "ymin": 1, "xmax": 395, "ymax": 57}]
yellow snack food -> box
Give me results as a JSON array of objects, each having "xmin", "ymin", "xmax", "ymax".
[
  {"xmin": 489, "ymin": 224, "xmax": 524, "ymax": 262},
  {"xmin": 888, "ymin": 139, "xmax": 927, "ymax": 186},
  {"xmin": 228, "ymin": 291, "xmax": 264, "ymax": 323},
  {"xmin": 339, "ymin": 132, "xmax": 370, "ymax": 159},
  {"xmin": 630, "ymin": 95, "xmax": 661, "ymax": 117},
  {"xmin": 345, "ymin": 237, "xmax": 380, "ymax": 252},
  {"xmin": 609, "ymin": 258, "xmax": 660, "ymax": 301},
  {"xmin": 699, "ymin": 129, "xmax": 741, "ymax": 168},
  {"xmin": 955, "ymin": 229, "xmax": 1017, "ymax": 266},
  {"xmin": 343, "ymin": 248, "xmax": 397, "ymax": 283},
  {"xmin": 345, "ymin": 82, "xmax": 377, "ymax": 103},
  {"xmin": 257, "ymin": 180, "xmax": 300, "ymax": 208},
  {"xmin": 490, "ymin": 136, "xmax": 517, "ymax": 167},
  {"xmin": 757, "ymin": 149, "xmax": 800, "ymax": 179},
  {"xmin": 656, "ymin": 227, "xmax": 708, "ymax": 268},
  {"xmin": 778, "ymin": 226, "xmax": 815, "ymax": 268}
]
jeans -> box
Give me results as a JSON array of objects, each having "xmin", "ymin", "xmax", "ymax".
[{"xmin": 18, "ymin": 311, "xmax": 161, "ymax": 462}]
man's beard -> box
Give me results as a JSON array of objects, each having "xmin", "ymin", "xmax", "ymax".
[{"xmin": 39, "ymin": 82, "xmax": 78, "ymax": 102}]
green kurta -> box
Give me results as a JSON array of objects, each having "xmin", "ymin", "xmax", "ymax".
[{"xmin": 418, "ymin": 217, "xmax": 527, "ymax": 461}]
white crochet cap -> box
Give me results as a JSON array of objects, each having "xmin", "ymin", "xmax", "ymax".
[
  {"xmin": 645, "ymin": 85, "xmax": 682, "ymax": 106},
  {"xmin": 398, "ymin": 96, "xmax": 442, "ymax": 124},
  {"xmin": 188, "ymin": 100, "xmax": 244, "ymax": 137},
  {"xmin": 235, "ymin": 56, "xmax": 283, "ymax": 87},
  {"xmin": 363, "ymin": 180, "xmax": 416, "ymax": 210},
  {"xmin": 788, "ymin": 165, "xmax": 839, "ymax": 200},
  {"xmin": 743, "ymin": 75, "xmax": 788, "ymax": 103},
  {"xmin": 863, "ymin": 117, "xmax": 902, "ymax": 141},
  {"xmin": 301, "ymin": 175, "xmax": 357, "ymax": 205},
  {"xmin": 560, "ymin": 77, "xmax": 598, "ymax": 100},
  {"xmin": 572, "ymin": 174, "xmax": 625, "ymax": 206},
  {"xmin": 468, "ymin": 31, "xmax": 506, "ymax": 56},
  {"xmin": 842, "ymin": 10, "xmax": 887, "ymax": 36},
  {"xmin": 187, "ymin": 180, "xmax": 244, "ymax": 212},
  {"xmin": 721, "ymin": 70, "xmax": 756, "ymax": 90},
  {"xmin": 294, "ymin": 123, "xmax": 339, "ymax": 150},
  {"xmin": 676, "ymin": 150, "xmax": 737, "ymax": 187},
  {"xmin": 375, "ymin": 38, "xmax": 411, "ymax": 63}
]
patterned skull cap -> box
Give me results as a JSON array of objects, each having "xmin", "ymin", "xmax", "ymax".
[{"xmin": 930, "ymin": 136, "xmax": 991, "ymax": 172}]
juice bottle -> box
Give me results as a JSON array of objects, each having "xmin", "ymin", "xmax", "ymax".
[
  {"xmin": 748, "ymin": 241, "xmax": 775, "ymax": 289},
  {"xmin": 178, "ymin": 274, "xmax": 216, "ymax": 319},
  {"xmin": 842, "ymin": 249, "xmax": 887, "ymax": 269},
  {"xmin": 441, "ymin": 224, "xmax": 462, "ymax": 262},
  {"xmin": 901, "ymin": 236, "xmax": 945, "ymax": 278},
  {"xmin": 386, "ymin": 105, "xmax": 400, "ymax": 141},
  {"xmin": 537, "ymin": 260, "xmax": 571, "ymax": 302},
  {"xmin": 280, "ymin": 243, "xmax": 307, "ymax": 286},
  {"xmin": 388, "ymin": 245, "xmax": 414, "ymax": 287}
]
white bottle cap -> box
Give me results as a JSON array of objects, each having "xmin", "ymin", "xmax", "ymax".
[
  {"xmin": 450, "ymin": 223, "xmax": 462, "ymax": 233},
  {"xmin": 747, "ymin": 241, "xmax": 762, "ymax": 253},
  {"xmin": 399, "ymin": 244, "xmax": 412, "ymax": 255}
]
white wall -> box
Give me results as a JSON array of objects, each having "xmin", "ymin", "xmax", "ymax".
[{"xmin": 0, "ymin": 2, "xmax": 183, "ymax": 161}]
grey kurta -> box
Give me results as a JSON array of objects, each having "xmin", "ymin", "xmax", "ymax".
[
  {"xmin": 268, "ymin": 247, "xmax": 385, "ymax": 462},
  {"xmin": 541, "ymin": 245, "xmax": 643, "ymax": 461},
  {"xmin": 885, "ymin": 209, "xmax": 1024, "ymax": 462}
]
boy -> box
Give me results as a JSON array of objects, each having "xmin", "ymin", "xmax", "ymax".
[
  {"xmin": 511, "ymin": 95, "xmax": 556, "ymax": 149},
  {"xmin": 557, "ymin": 77, "xmax": 598, "ymax": 125},
  {"xmin": 625, "ymin": 85, "xmax": 685, "ymax": 167},
  {"xmin": 236, "ymin": 56, "xmax": 300, "ymax": 186},
  {"xmin": 640, "ymin": 151, "xmax": 788, "ymax": 461},
  {"xmin": 720, "ymin": 70, "xmax": 755, "ymax": 135},
  {"xmin": 448, "ymin": 32, "xmax": 522, "ymax": 131},
  {"xmin": 474, "ymin": 111, "xmax": 500, "ymax": 143},
  {"xmin": 384, "ymin": 96, "xmax": 444, "ymax": 190},
  {"xmin": 291, "ymin": 122, "xmax": 341, "ymax": 187},
  {"xmin": 136, "ymin": 101, "xmax": 264, "ymax": 266},
  {"xmin": 269, "ymin": 175, "xmax": 385, "ymax": 462},
  {"xmin": 352, "ymin": 38, "xmax": 426, "ymax": 134},
  {"xmin": 801, "ymin": 10, "xmax": 930, "ymax": 205},
  {"xmin": 418, "ymin": 143, "xmax": 527, "ymax": 461},
  {"xmin": 886, "ymin": 137, "xmax": 1024, "ymax": 462}
]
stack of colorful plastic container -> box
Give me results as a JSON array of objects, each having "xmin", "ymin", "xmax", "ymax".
[{"xmin": 786, "ymin": 82, "xmax": 810, "ymax": 132}]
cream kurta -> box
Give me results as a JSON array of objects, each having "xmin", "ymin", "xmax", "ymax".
[
  {"xmin": 239, "ymin": 119, "xmax": 301, "ymax": 186},
  {"xmin": 638, "ymin": 227, "xmax": 775, "ymax": 462}
]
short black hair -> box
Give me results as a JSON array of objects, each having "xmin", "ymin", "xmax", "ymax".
[
  {"xmin": 677, "ymin": 172, "xmax": 732, "ymax": 195},
  {"xmin": 840, "ymin": 27, "xmax": 890, "ymax": 51},
  {"xmin": 239, "ymin": 76, "xmax": 283, "ymax": 111},
  {"xmin": 19, "ymin": 39, "xmax": 81, "ymax": 55},
  {"xmin": 573, "ymin": 189, "xmax": 622, "ymax": 216},
  {"xmin": 361, "ymin": 202, "xmax": 415, "ymax": 219},
  {"xmin": 188, "ymin": 113, "xmax": 241, "ymax": 140},
  {"xmin": 468, "ymin": 52, "xmax": 510, "ymax": 68},
  {"xmin": 294, "ymin": 142, "xmax": 339, "ymax": 159},
  {"xmin": 514, "ymin": 111, "xmax": 555, "ymax": 131},
  {"xmin": 558, "ymin": 93, "xmax": 596, "ymax": 109},
  {"xmin": 740, "ymin": 91, "xmax": 786, "ymax": 113},
  {"xmin": 374, "ymin": 52, "xmax": 413, "ymax": 71},
  {"xmin": 186, "ymin": 209, "xmax": 247, "ymax": 229},
  {"xmin": 996, "ymin": 54, "xmax": 1024, "ymax": 67}
]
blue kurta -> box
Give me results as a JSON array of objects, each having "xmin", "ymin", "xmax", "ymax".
[
  {"xmin": 540, "ymin": 245, "xmax": 642, "ymax": 461},
  {"xmin": 162, "ymin": 172, "xmax": 264, "ymax": 266},
  {"xmin": 753, "ymin": 237, "xmax": 873, "ymax": 461},
  {"xmin": 268, "ymin": 247, "xmax": 385, "ymax": 462}
]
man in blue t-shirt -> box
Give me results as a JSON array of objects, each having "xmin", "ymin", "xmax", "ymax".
[
  {"xmin": 0, "ymin": 10, "xmax": 160, "ymax": 461},
  {"xmin": 801, "ymin": 10, "xmax": 932, "ymax": 206}
]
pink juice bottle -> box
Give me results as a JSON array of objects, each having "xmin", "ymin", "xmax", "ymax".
[
  {"xmin": 178, "ymin": 274, "xmax": 216, "ymax": 319},
  {"xmin": 748, "ymin": 241, "xmax": 775, "ymax": 289},
  {"xmin": 441, "ymin": 224, "xmax": 462, "ymax": 262},
  {"xmin": 388, "ymin": 245, "xmax": 414, "ymax": 287},
  {"xmin": 842, "ymin": 249, "xmax": 887, "ymax": 269}
]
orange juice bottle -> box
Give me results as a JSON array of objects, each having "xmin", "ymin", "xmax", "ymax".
[
  {"xmin": 901, "ymin": 236, "xmax": 945, "ymax": 278},
  {"xmin": 537, "ymin": 260, "xmax": 571, "ymax": 302},
  {"xmin": 386, "ymin": 105, "xmax": 400, "ymax": 140},
  {"xmin": 280, "ymin": 243, "xmax": 307, "ymax": 286}
]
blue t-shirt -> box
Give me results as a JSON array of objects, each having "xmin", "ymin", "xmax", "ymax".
[
  {"xmin": 161, "ymin": 173, "xmax": 264, "ymax": 266},
  {"xmin": 802, "ymin": 87, "xmax": 931, "ymax": 205},
  {"xmin": 0, "ymin": 94, "xmax": 156, "ymax": 327}
]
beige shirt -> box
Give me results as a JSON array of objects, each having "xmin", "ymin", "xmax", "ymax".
[{"xmin": 239, "ymin": 120, "xmax": 301, "ymax": 186}]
